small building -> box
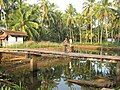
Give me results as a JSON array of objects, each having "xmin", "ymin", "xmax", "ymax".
[
  {"xmin": 115, "ymin": 34, "xmax": 120, "ymax": 43},
  {"xmin": 107, "ymin": 38, "xmax": 115, "ymax": 42},
  {"xmin": 0, "ymin": 30, "xmax": 27, "ymax": 47}
]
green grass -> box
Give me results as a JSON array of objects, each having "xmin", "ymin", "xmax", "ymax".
[
  {"xmin": 7, "ymin": 41, "xmax": 62, "ymax": 49},
  {"xmin": 74, "ymin": 41, "xmax": 120, "ymax": 47},
  {"xmin": 3, "ymin": 41, "xmax": 120, "ymax": 49}
]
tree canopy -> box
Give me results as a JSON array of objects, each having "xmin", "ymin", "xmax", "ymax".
[{"xmin": 0, "ymin": 0, "xmax": 120, "ymax": 44}]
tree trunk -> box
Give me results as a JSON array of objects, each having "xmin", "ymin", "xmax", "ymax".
[
  {"xmin": 69, "ymin": 26, "xmax": 72, "ymax": 39},
  {"xmin": 105, "ymin": 24, "xmax": 108, "ymax": 42},
  {"xmin": 79, "ymin": 27, "xmax": 82, "ymax": 43},
  {"xmin": 98, "ymin": 29, "xmax": 100, "ymax": 43},
  {"xmin": 100, "ymin": 22, "xmax": 103, "ymax": 44},
  {"xmin": 86, "ymin": 30, "xmax": 88, "ymax": 43},
  {"xmin": 90, "ymin": 16, "xmax": 93, "ymax": 44},
  {"xmin": 116, "ymin": 61, "xmax": 120, "ymax": 82},
  {"xmin": 111, "ymin": 29, "xmax": 114, "ymax": 43},
  {"xmin": 72, "ymin": 28, "xmax": 74, "ymax": 42},
  {"xmin": 98, "ymin": 22, "xmax": 100, "ymax": 43}
]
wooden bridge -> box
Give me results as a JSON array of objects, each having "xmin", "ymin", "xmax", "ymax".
[
  {"xmin": 0, "ymin": 48, "xmax": 120, "ymax": 71},
  {"xmin": 0, "ymin": 48, "xmax": 120, "ymax": 60}
]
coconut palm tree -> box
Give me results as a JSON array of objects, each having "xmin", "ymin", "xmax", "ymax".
[
  {"xmin": 9, "ymin": 0, "xmax": 39, "ymax": 40},
  {"xmin": 0, "ymin": 0, "xmax": 18, "ymax": 29},
  {"xmin": 49, "ymin": 10, "xmax": 65, "ymax": 42},
  {"xmin": 83, "ymin": 0, "xmax": 95, "ymax": 44},
  {"xmin": 39, "ymin": 0, "xmax": 57, "ymax": 41},
  {"xmin": 0, "ymin": 0, "xmax": 4, "ymax": 9},
  {"xmin": 0, "ymin": 0, "xmax": 6, "ymax": 27},
  {"xmin": 75, "ymin": 13, "xmax": 84, "ymax": 43},
  {"xmin": 95, "ymin": 0, "xmax": 115, "ymax": 43},
  {"xmin": 65, "ymin": 4, "xmax": 76, "ymax": 42},
  {"xmin": 113, "ymin": 0, "xmax": 120, "ymax": 9},
  {"xmin": 110, "ymin": 7, "xmax": 120, "ymax": 44},
  {"xmin": 39, "ymin": 0, "xmax": 49, "ymax": 26}
]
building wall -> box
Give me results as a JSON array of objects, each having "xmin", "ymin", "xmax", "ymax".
[
  {"xmin": 2, "ymin": 39, "xmax": 7, "ymax": 47},
  {"xmin": 2, "ymin": 35, "xmax": 24, "ymax": 47},
  {"xmin": 17, "ymin": 37, "xmax": 23, "ymax": 43},
  {"xmin": 8, "ymin": 35, "xmax": 16, "ymax": 45}
]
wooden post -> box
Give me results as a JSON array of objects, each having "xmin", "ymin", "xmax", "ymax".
[
  {"xmin": 116, "ymin": 61, "xmax": 120, "ymax": 82},
  {"xmin": 0, "ymin": 53, "xmax": 2, "ymax": 63},
  {"xmin": 25, "ymin": 53, "xmax": 31, "ymax": 59},
  {"xmin": 25, "ymin": 53, "xmax": 28, "ymax": 58},
  {"xmin": 30, "ymin": 55, "xmax": 37, "ymax": 72}
]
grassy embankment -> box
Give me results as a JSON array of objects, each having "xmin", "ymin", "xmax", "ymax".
[
  {"xmin": 6, "ymin": 41, "xmax": 63, "ymax": 51},
  {"xmin": 4, "ymin": 41, "xmax": 120, "ymax": 51}
]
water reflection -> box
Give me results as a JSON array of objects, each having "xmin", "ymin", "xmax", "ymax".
[{"xmin": 0, "ymin": 56, "xmax": 119, "ymax": 90}]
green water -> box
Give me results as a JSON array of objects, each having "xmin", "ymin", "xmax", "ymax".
[{"xmin": 0, "ymin": 56, "xmax": 119, "ymax": 90}]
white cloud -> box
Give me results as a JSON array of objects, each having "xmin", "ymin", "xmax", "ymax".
[
  {"xmin": 49, "ymin": 0, "xmax": 84, "ymax": 12},
  {"xmin": 25, "ymin": 0, "xmax": 114, "ymax": 13},
  {"xmin": 24, "ymin": 0, "xmax": 85, "ymax": 12},
  {"xmin": 24, "ymin": 0, "xmax": 39, "ymax": 5}
]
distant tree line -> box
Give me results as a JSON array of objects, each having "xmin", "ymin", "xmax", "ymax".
[{"xmin": 0, "ymin": 0, "xmax": 120, "ymax": 44}]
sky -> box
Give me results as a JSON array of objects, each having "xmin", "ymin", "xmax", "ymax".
[
  {"xmin": 24, "ymin": 0, "xmax": 85, "ymax": 12},
  {"xmin": 48, "ymin": 0, "xmax": 85, "ymax": 12},
  {"xmin": 25, "ymin": 0, "xmax": 113, "ymax": 13}
]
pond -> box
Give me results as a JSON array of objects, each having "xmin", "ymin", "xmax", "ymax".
[{"xmin": 0, "ymin": 55, "xmax": 119, "ymax": 90}]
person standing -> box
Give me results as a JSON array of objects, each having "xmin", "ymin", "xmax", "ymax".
[
  {"xmin": 69, "ymin": 39, "xmax": 74, "ymax": 52},
  {"xmin": 63, "ymin": 38, "xmax": 69, "ymax": 52}
]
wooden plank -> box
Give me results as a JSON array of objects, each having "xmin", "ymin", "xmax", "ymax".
[{"xmin": 68, "ymin": 79, "xmax": 116, "ymax": 88}]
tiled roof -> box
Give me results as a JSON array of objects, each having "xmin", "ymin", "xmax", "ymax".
[
  {"xmin": 0, "ymin": 33, "xmax": 7, "ymax": 39},
  {"xmin": 0, "ymin": 30, "xmax": 27, "ymax": 40}
]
